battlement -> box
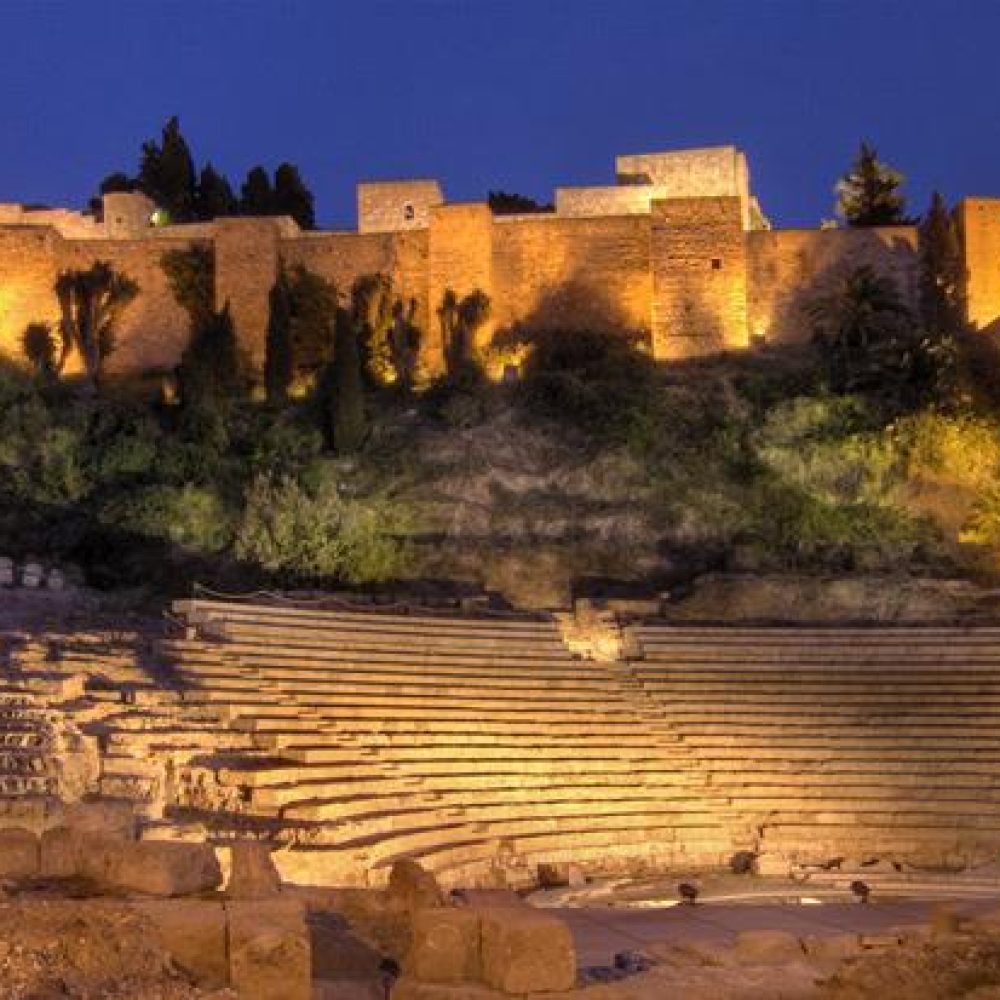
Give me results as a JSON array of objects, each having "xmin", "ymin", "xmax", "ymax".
[{"xmin": 0, "ymin": 142, "xmax": 980, "ymax": 380}]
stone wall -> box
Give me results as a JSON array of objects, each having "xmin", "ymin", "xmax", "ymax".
[
  {"xmin": 491, "ymin": 213, "xmax": 652, "ymax": 341},
  {"xmin": 650, "ymin": 196, "xmax": 748, "ymax": 358},
  {"xmin": 427, "ymin": 204, "xmax": 494, "ymax": 368},
  {"xmin": 554, "ymin": 184, "xmax": 662, "ymax": 217},
  {"xmin": 358, "ymin": 180, "xmax": 444, "ymax": 235},
  {"xmin": 747, "ymin": 226, "xmax": 919, "ymax": 345},
  {"xmin": 957, "ymin": 198, "xmax": 1000, "ymax": 333}
]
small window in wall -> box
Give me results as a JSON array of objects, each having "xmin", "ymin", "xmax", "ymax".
[
  {"xmin": 403, "ymin": 203, "xmax": 415, "ymax": 221},
  {"xmin": 711, "ymin": 258, "xmax": 723, "ymax": 270}
]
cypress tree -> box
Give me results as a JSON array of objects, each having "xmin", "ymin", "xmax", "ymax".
[
  {"xmin": 836, "ymin": 142, "xmax": 909, "ymax": 227},
  {"xmin": 178, "ymin": 303, "xmax": 241, "ymax": 409},
  {"xmin": 274, "ymin": 163, "xmax": 316, "ymax": 229},
  {"xmin": 138, "ymin": 116, "xmax": 197, "ymax": 222},
  {"xmin": 919, "ymin": 191, "xmax": 964, "ymax": 336},
  {"xmin": 240, "ymin": 166, "xmax": 274, "ymax": 216},
  {"xmin": 196, "ymin": 163, "xmax": 238, "ymax": 220},
  {"xmin": 265, "ymin": 270, "xmax": 295, "ymax": 403},
  {"xmin": 329, "ymin": 307, "xmax": 366, "ymax": 454}
]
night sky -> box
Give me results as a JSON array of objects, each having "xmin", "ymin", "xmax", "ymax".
[{"xmin": 1, "ymin": 1, "xmax": 997, "ymax": 229}]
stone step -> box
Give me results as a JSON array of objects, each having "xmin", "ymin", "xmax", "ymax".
[{"xmin": 178, "ymin": 597, "xmax": 555, "ymax": 629}]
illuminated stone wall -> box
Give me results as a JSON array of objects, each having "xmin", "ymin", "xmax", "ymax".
[
  {"xmin": 357, "ymin": 180, "xmax": 444, "ymax": 235},
  {"xmin": 491, "ymin": 214, "xmax": 652, "ymax": 340},
  {"xmin": 651, "ymin": 197, "xmax": 748, "ymax": 358},
  {"xmin": 957, "ymin": 198, "xmax": 1000, "ymax": 333},
  {"xmin": 747, "ymin": 227, "xmax": 919, "ymax": 345}
]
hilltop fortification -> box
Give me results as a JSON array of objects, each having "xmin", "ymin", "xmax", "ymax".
[{"xmin": 0, "ymin": 144, "xmax": 994, "ymax": 378}]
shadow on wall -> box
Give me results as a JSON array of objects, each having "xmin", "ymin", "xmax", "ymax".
[
  {"xmin": 655, "ymin": 271, "xmax": 730, "ymax": 360},
  {"xmin": 489, "ymin": 273, "xmax": 652, "ymax": 361},
  {"xmin": 753, "ymin": 230, "xmax": 918, "ymax": 346}
]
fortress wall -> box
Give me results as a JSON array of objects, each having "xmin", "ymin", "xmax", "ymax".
[
  {"xmin": 957, "ymin": 198, "xmax": 1000, "ymax": 333},
  {"xmin": 213, "ymin": 219, "xmax": 289, "ymax": 367},
  {"xmin": 490, "ymin": 214, "xmax": 652, "ymax": 340},
  {"xmin": 280, "ymin": 229, "xmax": 430, "ymax": 331},
  {"xmin": 747, "ymin": 226, "xmax": 919, "ymax": 345},
  {"xmin": 57, "ymin": 236, "xmax": 200, "ymax": 374},
  {"xmin": 0, "ymin": 227, "xmax": 63, "ymax": 362},
  {"xmin": 358, "ymin": 180, "xmax": 444, "ymax": 234},
  {"xmin": 554, "ymin": 185, "xmax": 660, "ymax": 217},
  {"xmin": 650, "ymin": 197, "xmax": 747, "ymax": 359},
  {"xmin": 428, "ymin": 204, "xmax": 493, "ymax": 370}
]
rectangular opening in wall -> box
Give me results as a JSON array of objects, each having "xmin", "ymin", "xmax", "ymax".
[{"xmin": 711, "ymin": 258, "xmax": 722, "ymax": 270}]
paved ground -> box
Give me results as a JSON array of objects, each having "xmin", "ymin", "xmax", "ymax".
[{"xmin": 557, "ymin": 899, "xmax": 1000, "ymax": 967}]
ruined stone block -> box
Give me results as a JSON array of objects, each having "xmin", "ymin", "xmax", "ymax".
[
  {"xmin": 0, "ymin": 827, "xmax": 39, "ymax": 878},
  {"xmin": 39, "ymin": 826, "xmax": 85, "ymax": 877},
  {"xmin": 479, "ymin": 907, "xmax": 576, "ymax": 994},
  {"xmin": 404, "ymin": 907, "xmax": 482, "ymax": 984},
  {"xmin": 388, "ymin": 859, "xmax": 445, "ymax": 915},
  {"xmin": 132, "ymin": 898, "xmax": 229, "ymax": 985},
  {"xmin": 227, "ymin": 899, "xmax": 311, "ymax": 1000},
  {"xmin": 226, "ymin": 840, "xmax": 282, "ymax": 899},
  {"xmin": 392, "ymin": 979, "xmax": 503, "ymax": 1000},
  {"xmin": 83, "ymin": 838, "xmax": 222, "ymax": 896}
]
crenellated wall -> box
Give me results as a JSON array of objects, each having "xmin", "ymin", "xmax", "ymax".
[{"xmin": 0, "ymin": 146, "xmax": 989, "ymax": 383}]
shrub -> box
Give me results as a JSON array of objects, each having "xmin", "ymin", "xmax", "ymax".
[
  {"xmin": 233, "ymin": 475, "xmax": 411, "ymax": 583},
  {"xmin": 101, "ymin": 484, "xmax": 234, "ymax": 553}
]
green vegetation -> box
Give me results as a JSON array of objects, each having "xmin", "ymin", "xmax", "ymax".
[
  {"xmin": 836, "ymin": 141, "xmax": 910, "ymax": 227},
  {"xmin": 94, "ymin": 116, "xmax": 317, "ymax": 227}
]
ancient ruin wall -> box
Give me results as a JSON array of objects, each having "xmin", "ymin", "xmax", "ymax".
[
  {"xmin": 490, "ymin": 214, "xmax": 652, "ymax": 340},
  {"xmin": 358, "ymin": 180, "xmax": 444, "ymax": 235},
  {"xmin": 747, "ymin": 226, "xmax": 919, "ymax": 345},
  {"xmin": 650, "ymin": 197, "xmax": 748, "ymax": 359},
  {"xmin": 957, "ymin": 198, "xmax": 1000, "ymax": 333},
  {"xmin": 0, "ymin": 227, "xmax": 62, "ymax": 361}
]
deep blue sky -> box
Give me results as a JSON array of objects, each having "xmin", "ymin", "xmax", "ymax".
[{"xmin": 1, "ymin": 1, "xmax": 997, "ymax": 229}]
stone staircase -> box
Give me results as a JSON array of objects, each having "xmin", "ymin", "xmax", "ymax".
[
  {"xmin": 168, "ymin": 599, "xmax": 739, "ymax": 887},
  {"xmin": 625, "ymin": 623, "xmax": 1000, "ymax": 871}
]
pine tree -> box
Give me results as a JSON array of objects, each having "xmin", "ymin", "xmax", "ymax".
[
  {"xmin": 919, "ymin": 191, "xmax": 964, "ymax": 336},
  {"xmin": 137, "ymin": 116, "xmax": 197, "ymax": 222},
  {"xmin": 329, "ymin": 307, "xmax": 366, "ymax": 454},
  {"xmin": 836, "ymin": 142, "xmax": 909, "ymax": 227},
  {"xmin": 195, "ymin": 163, "xmax": 238, "ymax": 220},
  {"xmin": 273, "ymin": 163, "xmax": 316, "ymax": 229},
  {"xmin": 240, "ymin": 166, "xmax": 274, "ymax": 216},
  {"xmin": 265, "ymin": 270, "xmax": 295, "ymax": 403}
]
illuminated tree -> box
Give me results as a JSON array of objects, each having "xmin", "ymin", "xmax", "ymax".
[
  {"xmin": 274, "ymin": 163, "xmax": 315, "ymax": 229},
  {"xmin": 389, "ymin": 298, "xmax": 422, "ymax": 390},
  {"xmin": 351, "ymin": 273, "xmax": 396, "ymax": 385},
  {"xmin": 440, "ymin": 289, "xmax": 491, "ymax": 377},
  {"xmin": 265, "ymin": 270, "xmax": 294, "ymax": 403},
  {"xmin": 919, "ymin": 191, "xmax": 964, "ymax": 336},
  {"xmin": 138, "ymin": 116, "xmax": 197, "ymax": 222},
  {"xmin": 836, "ymin": 142, "xmax": 909, "ymax": 227},
  {"xmin": 55, "ymin": 262, "xmax": 139, "ymax": 390}
]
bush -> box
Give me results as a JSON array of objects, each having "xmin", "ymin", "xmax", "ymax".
[
  {"xmin": 233, "ymin": 474, "xmax": 411, "ymax": 583},
  {"xmin": 101, "ymin": 484, "xmax": 234, "ymax": 554},
  {"xmin": 516, "ymin": 328, "xmax": 655, "ymax": 441}
]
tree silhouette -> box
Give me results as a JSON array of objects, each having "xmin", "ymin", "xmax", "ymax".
[
  {"xmin": 836, "ymin": 142, "xmax": 909, "ymax": 227},
  {"xmin": 265, "ymin": 270, "xmax": 294, "ymax": 403},
  {"xmin": 138, "ymin": 116, "xmax": 197, "ymax": 222},
  {"xmin": 55, "ymin": 262, "xmax": 139, "ymax": 390},
  {"xmin": 919, "ymin": 191, "xmax": 964, "ymax": 336}
]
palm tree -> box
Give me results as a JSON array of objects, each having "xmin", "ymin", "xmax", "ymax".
[{"xmin": 55, "ymin": 261, "xmax": 139, "ymax": 390}]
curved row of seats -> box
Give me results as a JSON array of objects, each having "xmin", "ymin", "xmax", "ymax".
[
  {"xmin": 629, "ymin": 624, "xmax": 1000, "ymax": 869},
  {"xmin": 167, "ymin": 599, "xmax": 739, "ymax": 886}
]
